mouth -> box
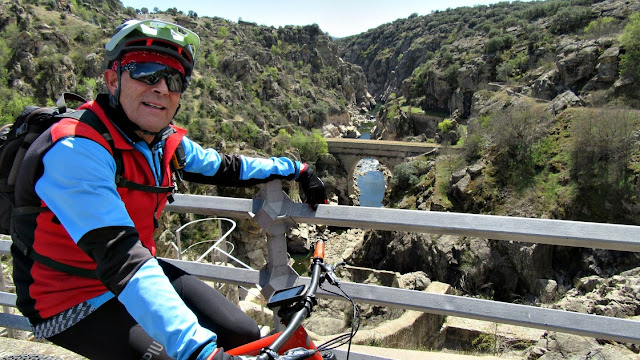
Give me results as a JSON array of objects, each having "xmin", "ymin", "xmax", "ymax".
[{"xmin": 142, "ymin": 102, "xmax": 166, "ymax": 110}]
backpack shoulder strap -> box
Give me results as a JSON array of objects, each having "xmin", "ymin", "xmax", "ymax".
[{"xmin": 62, "ymin": 109, "xmax": 174, "ymax": 195}]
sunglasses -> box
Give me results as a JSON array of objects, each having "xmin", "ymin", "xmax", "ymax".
[{"xmin": 122, "ymin": 62, "xmax": 189, "ymax": 93}]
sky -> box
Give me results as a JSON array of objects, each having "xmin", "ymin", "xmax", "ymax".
[{"xmin": 120, "ymin": 0, "xmax": 520, "ymax": 38}]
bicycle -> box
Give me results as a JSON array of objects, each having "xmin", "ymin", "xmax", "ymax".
[{"xmin": 227, "ymin": 239, "xmax": 361, "ymax": 360}]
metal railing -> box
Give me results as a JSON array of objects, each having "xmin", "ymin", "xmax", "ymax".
[
  {"xmin": 163, "ymin": 180, "xmax": 640, "ymax": 344},
  {"xmin": 1, "ymin": 180, "xmax": 640, "ymax": 358}
]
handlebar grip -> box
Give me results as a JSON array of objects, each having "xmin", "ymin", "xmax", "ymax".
[{"xmin": 312, "ymin": 240, "xmax": 325, "ymax": 260}]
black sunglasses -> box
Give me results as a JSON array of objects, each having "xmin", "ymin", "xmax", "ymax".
[{"xmin": 122, "ymin": 62, "xmax": 189, "ymax": 93}]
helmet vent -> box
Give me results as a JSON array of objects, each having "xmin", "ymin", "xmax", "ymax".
[{"xmin": 125, "ymin": 38, "xmax": 192, "ymax": 64}]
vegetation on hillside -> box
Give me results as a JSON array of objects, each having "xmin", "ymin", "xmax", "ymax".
[
  {"xmin": 0, "ymin": 0, "xmax": 344, "ymax": 166},
  {"xmin": 336, "ymin": 0, "xmax": 640, "ymax": 224},
  {"xmin": 0, "ymin": 0, "xmax": 639, "ymax": 225}
]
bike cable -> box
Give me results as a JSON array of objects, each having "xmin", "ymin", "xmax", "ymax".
[{"xmin": 315, "ymin": 281, "xmax": 361, "ymax": 360}]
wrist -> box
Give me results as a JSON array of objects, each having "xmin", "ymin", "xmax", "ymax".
[
  {"xmin": 205, "ymin": 348, "xmax": 220, "ymax": 360},
  {"xmin": 192, "ymin": 341, "xmax": 217, "ymax": 360},
  {"xmin": 295, "ymin": 161, "xmax": 307, "ymax": 179}
]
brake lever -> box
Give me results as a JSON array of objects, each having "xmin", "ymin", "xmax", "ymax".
[{"xmin": 322, "ymin": 261, "xmax": 345, "ymax": 286}]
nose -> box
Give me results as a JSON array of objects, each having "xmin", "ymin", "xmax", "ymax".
[{"xmin": 152, "ymin": 77, "xmax": 170, "ymax": 94}]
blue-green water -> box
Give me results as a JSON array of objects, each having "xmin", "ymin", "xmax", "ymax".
[{"xmin": 356, "ymin": 159, "xmax": 385, "ymax": 207}]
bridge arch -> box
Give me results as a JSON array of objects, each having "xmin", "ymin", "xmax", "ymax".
[{"xmin": 326, "ymin": 138, "xmax": 440, "ymax": 199}]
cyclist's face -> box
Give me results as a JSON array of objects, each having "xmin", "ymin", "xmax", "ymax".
[{"xmin": 105, "ymin": 68, "xmax": 181, "ymax": 140}]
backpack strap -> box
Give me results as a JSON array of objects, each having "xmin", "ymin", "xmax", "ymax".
[{"xmin": 63, "ymin": 110, "xmax": 175, "ymax": 195}]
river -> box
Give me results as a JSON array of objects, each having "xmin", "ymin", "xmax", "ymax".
[{"xmin": 355, "ymin": 123, "xmax": 386, "ymax": 207}]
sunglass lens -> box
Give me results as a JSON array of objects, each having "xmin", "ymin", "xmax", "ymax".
[
  {"xmin": 165, "ymin": 72, "xmax": 187, "ymax": 93},
  {"xmin": 126, "ymin": 63, "xmax": 186, "ymax": 93}
]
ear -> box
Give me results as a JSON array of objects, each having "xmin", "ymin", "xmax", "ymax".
[{"xmin": 104, "ymin": 69, "xmax": 119, "ymax": 95}]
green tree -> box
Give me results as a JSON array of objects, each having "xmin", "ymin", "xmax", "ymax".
[
  {"xmin": 620, "ymin": 12, "xmax": 640, "ymax": 82},
  {"xmin": 290, "ymin": 130, "xmax": 327, "ymax": 162}
]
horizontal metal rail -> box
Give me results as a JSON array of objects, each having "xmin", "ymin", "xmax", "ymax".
[{"xmin": 166, "ymin": 193, "xmax": 640, "ymax": 252}]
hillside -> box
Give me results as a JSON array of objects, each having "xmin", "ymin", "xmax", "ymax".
[
  {"xmin": 0, "ymin": 0, "xmax": 367, "ymax": 183},
  {"xmin": 1, "ymin": 0, "xmax": 640, "ymax": 358},
  {"xmin": 336, "ymin": 0, "xmax": 640, "ymax": 225}
]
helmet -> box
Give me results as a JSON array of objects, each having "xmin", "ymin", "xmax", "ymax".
[{"xmin": 105, "ymin": 19, "xmax": 200, "ymax": 77}]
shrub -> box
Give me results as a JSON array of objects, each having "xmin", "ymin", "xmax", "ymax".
[
  {"xmin": 206, "ymin": 52, "xmax": 218, "ymax": 69},
  {"xmin": 496, "ymin": 61, "xmax": 514, "ymax": 81},
  {"xmin": 444, "ymin": 63, "xmax": 461, "ymax": 85},
  {"xmin": 272, "ymin": 129, "xmax": 292, "ymax": 157},
  {"xmin": 390, "ymin": 162, "xmax": 420, "ymax": 191},
  {"xmin": 569, "ymin": 108, "xmax": 638, "ymax": 194},
  {"xmin": 410, "ymin": 62, "xmax": 431, "ymax": 96},
  {"xmin": 463, "ymin": 116, "xmax": 489, "ymax": 161},
  {"xmin": 438, "ymin": 119, "xmax": 455, "ymax": 133},
  {"xmin": 0, "ymin": 93, "xmax": 36, "ymax": 125},
  {"xmin": 492, "ymin": 102, "xmax": 552, "ymax": 158},
  {"xmin": 310, "ymin": 101, "xmax": 329, "ymax": 127},
  {"xmin": 290, "ymin": 130, "xmax": 327, "ymax": 163},
  {"xmin": 484, "ymin": 35, "xmax": 514, "ymax": 54},
  {"xmin": 485, "ymin": 100, "xmax": 555, "ymax": 185},
  {"xmin": 549, "ymin": 6, "xmax": 594, "ymax": 34},
  {"xmin": 584, "ymin": 16, "xmax": 618, "ymax": 38},
  {"xmin": 217, "ymin": 26, "xmax": 229, "ymax": 38}
]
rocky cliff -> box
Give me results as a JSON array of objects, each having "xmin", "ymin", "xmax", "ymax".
[{"xmin": 338, "ymin": 0, "xmax": 640, "ymax": 114}]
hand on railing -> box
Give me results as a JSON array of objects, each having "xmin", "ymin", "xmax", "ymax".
[{"xmin": 295, "ymin": 163, "xmax": 327, "ymax": 211}]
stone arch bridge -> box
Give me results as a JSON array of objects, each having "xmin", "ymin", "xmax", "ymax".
[{"xmin": 325, "ymin": 138, "xmax": 441, "ymax": 197}]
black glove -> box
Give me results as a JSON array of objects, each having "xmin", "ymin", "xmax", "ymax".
[{"xmin": 296, "ymin": 163, "xmax": 328, "ymax": 210}]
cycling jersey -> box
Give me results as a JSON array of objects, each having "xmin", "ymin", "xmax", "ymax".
[{"xmin": 11, "ymin": 94, "xmax": 301, "ymax": 360}]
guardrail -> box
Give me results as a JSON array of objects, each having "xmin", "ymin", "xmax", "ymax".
[{"xmin": 2, "ymin": 180, "xmax": 640, "ymax": 356}]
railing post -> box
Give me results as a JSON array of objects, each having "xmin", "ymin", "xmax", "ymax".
[
  {"xmin": 0, "ymin": 262, "xmax": 15, "ymax": 338},
  {"xmin": 253, "ymin": 181, "xmax": 298, "ymax": 298},
  {"xmin": 253, "ymin": 181, "xmax": 299, "ymax": 332}
]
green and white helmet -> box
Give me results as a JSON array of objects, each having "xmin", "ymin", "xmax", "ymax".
[{"xmin": 105, "ymin": 19, "xmax": 200, "ymax": 77}]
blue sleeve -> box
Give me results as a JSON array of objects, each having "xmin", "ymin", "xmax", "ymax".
[
  {"xmin": 239, "ymin": 156, "xmax": 299, "ymax": 181},
  {"xmin": 35, "ymin": 137, "xmax": 134, "ymax": 242},
  {"xmin": 181, "ymin": 137, "xmax": 222, "ymax": 176},
  {"xmin": 181, "ymin": 136, "xmax": 301, "ymax": 182},
  {"xmin": 119, "ymin": 259, "xmax": 216, "ymax": 360}
]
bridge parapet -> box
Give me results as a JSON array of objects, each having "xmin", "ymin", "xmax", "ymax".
[{"xmin": 170, "ymin": 185, "xmax": 640, "ymax": 344}]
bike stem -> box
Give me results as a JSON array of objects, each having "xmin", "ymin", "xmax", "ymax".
[{"xmin": 261, "ymin": 240, "xmax": 326, "ymax": 357}]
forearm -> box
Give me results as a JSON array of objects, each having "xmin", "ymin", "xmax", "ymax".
[
  {"xmin": 184, "ymin": 154, "xmax": 300, "ymax": 186},
  {"xmin": 181, "ymin": 136, "xmax": 301, "ymax": 186},
  {"xmin": 119, "ymin": 259, "xmax": 216, "ymax": 360}
]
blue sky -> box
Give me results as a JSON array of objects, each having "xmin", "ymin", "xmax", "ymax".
[{"xmin": 120, "ymin": 0, "xmax": 523, "ymax": 38}]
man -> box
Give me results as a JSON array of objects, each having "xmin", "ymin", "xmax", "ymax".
[{"xmin": 11, "ymin": 19, "xmax": 327, "ymax": 360}]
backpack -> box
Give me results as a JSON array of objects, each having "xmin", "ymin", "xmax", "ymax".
[
  {"xmin": 1, "ymin": 93, "xmax": 179, "ymax": 278},
  {"xmin": 0, "ymin": 93, "xmax": 94, "ymax": 235}
]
